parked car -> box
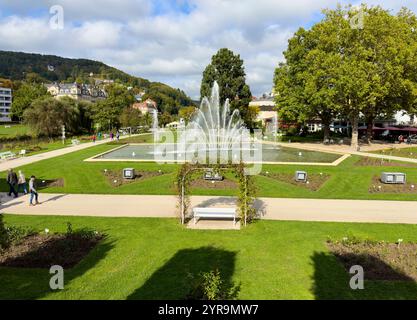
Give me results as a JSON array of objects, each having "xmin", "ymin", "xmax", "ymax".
[{"xmin": 409, "ymin": 134, "xmax": 417, "ymax": 144}]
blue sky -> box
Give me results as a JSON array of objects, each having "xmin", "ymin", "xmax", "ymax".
[{"xmin": 0, "ymin": 0, "xmax": 416, "ymax": 99}]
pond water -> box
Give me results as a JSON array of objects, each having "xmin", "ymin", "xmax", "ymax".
[{"xmin": 94, "ymin": 144, "xmax": 342, "ymax": 164}]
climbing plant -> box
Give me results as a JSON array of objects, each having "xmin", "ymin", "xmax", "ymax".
[{"xmin": 176, "ymin": 162, "xmax": 257, "ymax": 226}]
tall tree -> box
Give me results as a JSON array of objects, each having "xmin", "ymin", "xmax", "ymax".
[
  {"xmin": 275, "ymin": 4, "xmax": 417, "ymax": 148},
  {"xmin": 200, "ymin": 48, "xmax": 253, "ymax": 128},
  {"xmin": 23, "ymin": 97, "xmax": 80, "ymax": 138},
  {"xmin": 11, "ymin": 82, "xmax": 49, "ymax": 121}
]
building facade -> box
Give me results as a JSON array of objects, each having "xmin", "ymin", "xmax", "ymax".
[
  {"xmin": 0, "ymin": 87, "xmax": 12, "ymax": 122},
  {"xmin": 45, "ymin": 83, "xmax": 107, "ymax": 102},
  {"xmin": 132, "ymin": 98, "xmax": 158, "ymax": 115}
]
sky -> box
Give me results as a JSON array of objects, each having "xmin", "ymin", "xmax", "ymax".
[{"xmin": 0, "ymin": 0, "xmax": 416, "ymax": 99}]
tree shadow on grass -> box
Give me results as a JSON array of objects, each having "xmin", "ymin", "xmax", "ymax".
[
  {"xmin": 127, "ymin": 246, "xmax": 237, "ymax": 300},
  {"xmin": 0, "ymin": 237, "xmax": 115, "ymax": 300},
  {"xmin": 311, "ymin": 251, "xmax": 417, "ymax": 300}
]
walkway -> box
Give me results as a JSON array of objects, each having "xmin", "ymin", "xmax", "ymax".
[
  {"xmin": 0, "ymin": 134, "xmax": 145, "ymax": 172},
  {"xmin": 272, "ymin": 141, "xmax": 417, "ymax": 164},
  {"xmin": 1, "ymin": 193, "xmax": 416, "ymax": 224}
]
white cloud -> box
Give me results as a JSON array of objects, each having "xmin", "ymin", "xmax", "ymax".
[{"xmin": 0, "ymin": 0, "xmax": 416, "ymax": 99}]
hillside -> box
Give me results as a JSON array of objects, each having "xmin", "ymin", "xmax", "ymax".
[{"xmin": 0, "ymin": 50, "xmax": 195, "ymax": 112}]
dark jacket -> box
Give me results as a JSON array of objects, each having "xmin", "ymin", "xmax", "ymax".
[{"xmin": 7, "ymin": 171, "xmax": 18, "ymax": 185}]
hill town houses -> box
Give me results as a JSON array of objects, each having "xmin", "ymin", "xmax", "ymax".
[{"xmin": 45, "ymin": 82, "xmax": 107, "ymax": 102}]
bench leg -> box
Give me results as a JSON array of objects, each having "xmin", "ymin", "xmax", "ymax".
[{"xmin": 194, "ymin": 216, "xmax": 196, "ymax": 225}]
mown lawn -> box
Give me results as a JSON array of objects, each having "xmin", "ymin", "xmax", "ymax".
[
  {"xmin": 1, "ymin": 215, "xmax": 416, "ymax": 300},
  {"xmin": 372, "ymin": 146, "xmax": 417, "ymax": 160},
  {"xmin": 0, "ymin": 141, "xmax": 417, "ymax": 200},
  {"xmin": 0, "ymin": 124, "xmax": 31, "ymax": 138}
]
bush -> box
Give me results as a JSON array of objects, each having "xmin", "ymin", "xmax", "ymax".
[
  {"xmin": 187, "ymin": 269, "xmax": 240, "ymax": 300},
  {"xmin": 0, "ymin": 214, "xmax": 7, "ymax": 250},
  {"xmin": 0, "ymin": 214, "xmax": 35, "ymax": 251}
]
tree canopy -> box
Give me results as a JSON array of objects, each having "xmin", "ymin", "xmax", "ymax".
[
  {"xmin": 274, "ymin": 4, "xmax": 417, "ymax": 147},
  {"xmin": 201, "ymin": 48, "xmax": 255, "ymax": 128}
]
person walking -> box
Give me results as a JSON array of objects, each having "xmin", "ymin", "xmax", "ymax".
[
  {"xmin": 92, "ymin": 134, "xmax": 96, "ymax": 143},
  {"xmin": 17, "ymin": 170, "xmax": 27, "ymax": 195},
  {"xmin": 29, "ymin": 175, "xmax": 39, "ymax": 206},
  {"xmin": 116, "ymin": 132, "xmax": 120, "ymax": 141},
  {"xmin": 7, "ymin": 169, "xmax": 18, "ymax": 198},
  {"xmin": 110, "ymin": 132, "xmax": 114, "ymax": 141}
]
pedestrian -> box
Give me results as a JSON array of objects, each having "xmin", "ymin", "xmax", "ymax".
[
  {"xmin": 17, "ymin": 170, "xmax": 27, "ymax": 194},
  {"xmin": 6, "ymin": 169, "xmax": 18, "ymax": 198},
  {"xmin": 92, "ymin": 134, "xmax": 96, "ymax": 143},
  {"xmin": 29, "ymin": 175, "xmax": 39, "ymax": 206},
  {"xmin": 110, "ymin": 132, "xmax": 114, "ymax": 140},
  {"xmin": 116, "ymin": 132, "xmax": 120, "ymax": 141},
  {"xmin": 98, "ymin": 132, "xmax": 102, "ymax": 140}
]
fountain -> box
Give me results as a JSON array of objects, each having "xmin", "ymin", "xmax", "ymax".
[
  {"xmin": 152, "ymin": 109, "xmax": 159, "ymax": 141},
  {"xmin": 272, "ymin": 113, "xmax": 278, "ymax": 144},
  {"xmin": 177, "ymin": 81, "xmax": 252, "ymax": 164}
]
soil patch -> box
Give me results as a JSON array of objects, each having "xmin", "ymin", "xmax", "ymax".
[
  {"xmin": 328, "ymin": 240, "xmax": 417, "ymax": 281},
  {"xmin": 0, "ymin": 232, "xmax": 103, "ymax": 269},
  {"xmin": 190, "ymin": 177, "xmax": 238, "ymax": 190},
  {"xmin": 103, "ymin": 169, "xmax": 164, "ymax": 187},
  {"xmin": 261, "ymin": 172, "xmax": 330, "ymax": 191},
  {"xmin": 38, "ymin": 178, "xmax": 65, "ymax": 188},
  {"xmin": 356, "ymin": 157, "xmax": 416, "ymax": 168},
  {"xmin": 369, "ymin": 176, "xmax": 417, "ymax": 194}
]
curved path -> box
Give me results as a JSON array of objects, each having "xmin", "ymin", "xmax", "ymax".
[{"xmin": 1, "ymin": 193, "xmax": 417, "ymax": 224}]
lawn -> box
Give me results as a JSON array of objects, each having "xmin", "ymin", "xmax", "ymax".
[
  {"xmin": 1, "ymin": 215, "xmax": 416, "ymax": 300},
  {"xmin": 0, "ymin": 124, "xmax": 32, "ymax": 138},
  {"xmin": 372, "ymin": 146, "xmax": 417, "ymax": 160},
  {"xmin": 1, "ymin": 141, "xmax": 417, "ymax": 200}
]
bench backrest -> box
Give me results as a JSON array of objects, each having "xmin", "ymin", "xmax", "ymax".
[{"xmin": 193, "ymin": 207, "xmax": 236, "ymax": 214}]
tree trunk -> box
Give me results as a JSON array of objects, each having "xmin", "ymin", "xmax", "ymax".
[
  {"xmin": 322, "ymin": 119, "xmax": 331, "ymax": 143},
  {"xmin": 350, "ymin": 114, "xmax": 359, "ymax": 151},
  {"xmin": 365, "ymin": 116, "xmax": 374, "ymax": 145}
]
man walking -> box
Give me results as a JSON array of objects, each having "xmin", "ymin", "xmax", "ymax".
[
  {"xmin": 29, "ymin": 175, "xmax": 39, "ymax": 206},
  {"xmin": 7, "ymin": 169, "xmax": 18, "ymax": 198}
]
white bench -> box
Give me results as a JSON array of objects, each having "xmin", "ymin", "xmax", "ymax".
[
  {"xmin": 193, "ymin": 207, "xmax": 237, "ymax": 225},
  {"xmin": 71, "ymin": 139, "xmax": 80, "ymax": 146},
  {"xmin": 0, "ymin": 151, "xmax": 16, "ymax": 160},
  {"xmin": 19, "ymin": 149, "xmax": 26, "ymax": 157}
]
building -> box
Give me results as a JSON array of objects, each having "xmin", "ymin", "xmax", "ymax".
[
  {"xmin": 249, "ymin": 97, "xmax": 277, "ymax": 127},
  {"xmin": 132, "ymin": 98, "xmax": 158, "ymax": 115},
  {"xmin": 0, "ymin": 86, "xmax": 12, "ymax": 122},
  {"xmin": 45, "ymin": 83, "xmax": 107, "ymax": 102}
]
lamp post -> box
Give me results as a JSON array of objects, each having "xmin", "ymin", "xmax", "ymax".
[{"xmin": 61, "ymin": 125, "xmax": 65, "ymax": 145}]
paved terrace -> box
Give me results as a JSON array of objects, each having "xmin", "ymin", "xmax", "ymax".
[{"xmin": 2, "ymin": 194, "xmax": 417, "ymax": 224}]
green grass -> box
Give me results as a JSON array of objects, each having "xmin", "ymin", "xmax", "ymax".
[
  {"xmin": 0, "ymin": 124, "xmax": 31, "ymax": 138},
  {"xmin": 372, "ymin": 146, "xmax": 417, "ymax": 160},
  {"xmin": 1, "ymin": 215, "xmax": 416, "ymax": 300},
  {"xmin": 1, "ymin": 141, "xmax": 417, "ymax": 200}
]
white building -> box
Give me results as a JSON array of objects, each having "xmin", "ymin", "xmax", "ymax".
[
  {"xmin": 249, "ymin": 99, "xmax": 277, "ymax": 126},
  {"xmin": 0, "ymin": 87, "xmax": 12, "ymax": 122}
]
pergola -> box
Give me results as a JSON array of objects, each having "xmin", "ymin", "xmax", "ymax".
[{"xmin": 176, "ymin": 162, "xmax": 256, "ymax": 227}]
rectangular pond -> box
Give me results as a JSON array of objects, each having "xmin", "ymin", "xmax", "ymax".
[{"xmin": 91, "ymin": 144, "xmax": 343, "ymax": 164}]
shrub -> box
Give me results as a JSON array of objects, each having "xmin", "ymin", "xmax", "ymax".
[{"xmin": 187, "ymin": 269, "xmax": 240, "ymax": 300}]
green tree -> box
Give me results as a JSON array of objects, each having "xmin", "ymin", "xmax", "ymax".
[
  {"xmin": 178, "ymin": 106, "xmax": 196, "ymax": 124},
  {"xmin": 159, "ymin": 111, "xmax": 173, "ymax": 127},
  {"xmin": 90, "ymin": 100, "xmax": 121, "ymax": 131},
  {"xmin": 275, "ymin": 5, "xmax": 416, "ymax": 148},
  {"xmin": 200, "ymin": 48, "xmax": 253, "ymax": 128},
  {"xmin": 23, "ymin": 97, "xmax": 79, "ymax": 138},
  {"xmin": 11, "ymin": 82, "xmax": 49, "ymax": 120},
  {"xmin": 119, "ymin": 107, "xmax": 143, "ymax": 128}
]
